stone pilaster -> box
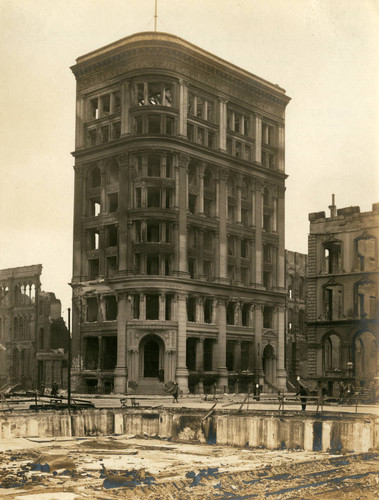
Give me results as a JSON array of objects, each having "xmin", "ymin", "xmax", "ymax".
[
  {"xmin": 178, "ymin": 79, "xmax": 188, "ymax": 137},
  {"xmin": 178, "ymin": 155, "xmax": 189, "ymax": 277},
  {"xmin": 218, "ymin": 168, "xmax": 228, "ymax": 282},
  {"xmin": 175, "ymin": 293, "xmax": 189, "ymax": 393},
  {"xmin": 114, "ymin": 293, "xmax": 129, "ymax": 393},
  {"xmin": 216, "ymin": 300, "xmax": 228, "ymax": 388}
]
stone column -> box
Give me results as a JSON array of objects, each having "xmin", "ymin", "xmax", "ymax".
[
  {"xmin": 235, "ymin": 340, "xmax": 242, "ymax": 371},
  {"xmin": 277, "ymin": 187, "xmax": 286, "ymax": 291},
  {"xmin": 196, "ymin": 337, "xmax": 204, "ymax": 371},
  {"xmin": 235, "ymin": 236, "xmax": 242, "ymax": 284},
  {"xmin": 276, "ymin": 306, "xmax": 286, "ymax": 389},
  {"xmin": 100, "ymin": 165, "xmax": 107, "ymax": 214},
  {"xmin": 140, "ymin": 294, "xmax": 146, "ymax": 320},
  {"xmin": 219, "ymin": 98, "xmax": 227, "ymax": 151},
  {"xmin": 277, "ymin": 123, "xmax": 285, "ymax": 172},
  {"xmin": 118, "ymin": 154, "xmax": 129, "ymax": 272},
  {"xmin": 236, "ymin": 175, "xmax": 242, "ymax": 224},
  {"xmin": 75, "ymin": 95, "xmax": 86, "ymax": 149},
  {"xmin": 114, "ymin": 293, "xmax": 129, "ymax": 393},
  {"xmin": 218, "ymin": 168, "xmax": 228, "ymax": 282},
  {"xmin": 178, "ymin": 155, "xmax": 189, "ymax": 277},
  {"xmin": 120, "ymin": 81, "xmax": 130, "ymax": 135},
  {"xmin": 178, "ymin": 79, "xmax": 188, "ymax": 137},
  {"xmin": 174, "ymin": 156, "xmax": 180, "ymax": 209},
  {"xmin": 254, "ymin": 305, "xmax": 264, "ymax": 384},
  {"xmin": 197, "ymin": 229, "xmax": 204, "ymax": 279},
  {"xmin": 176, "ymin": 293, "xmax": 189, "ymax": 393},
  {"xmin": 216, "ymin": 300, "xmax": 228, "ymax": 389},
  {"xmin": 254, "ymin": 182, "xmax": 264, "ymax": 288},
  {"xmin": 98, "ymin": 227, "xmax": 106, "ymax": 278},
  {"xmin": 254, "ymin": 115, "xmax": 262, "ymax": 164},
  {"xmin": 72, "ymin": 165, "xmax": 84, "ymax": 281},
  {"xmin": 159, "ymin": 294, "xmax": 166, "ymax": 321},
  {"xmin": 198, "ymin": 163, "xmax": 205, "ymax": 215}
]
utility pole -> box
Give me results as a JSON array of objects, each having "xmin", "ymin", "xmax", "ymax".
[
  {"xmin": 154, "ymin": 0, "xmax": 158, "ymax": 31},
  {"xmin": 67, "ymin": 307, "xmax": 71, "ymax": 410}
]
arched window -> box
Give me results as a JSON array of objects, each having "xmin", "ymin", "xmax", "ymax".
[
  {"xmin": 354, "ymin": 278, "xmax": 376, "ymax": 319},
  {"xmin": 323, "ymin": 333, "xmax": 341, "ymax": 372},
  {"xmin": 354, "ymin": 331, "xmax": 376, "ymax": 381},
  {"xmin": 323, "ymin": 240, "xmax": 342, "ymax": 274}
]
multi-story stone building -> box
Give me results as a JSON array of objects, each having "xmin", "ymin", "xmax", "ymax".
[
  {"xmin": 70, "ymin": 32, "xmax": 290, "ymax": 394},
  {"xmin": 285, "ymin": 250, "xmax": 308, "ymax": 384},
  {"xmin": 0, "ymin": 265, "xmax": 68, "ymax": 390},
  {"xmin": 307, "ymin": 197, "xmax": 379, "ymax": 395}
]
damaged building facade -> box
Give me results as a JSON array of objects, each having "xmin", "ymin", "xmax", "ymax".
[
  {"xmin": 70, "ymin": 32, "xmax": 290, "ymax": 394},
  {"xmin": 285, "ymin": 250, "xmax": 308, "ymax": 384},
  {"xmin": 307, "ymin": 198, "xmax": 379, "ymax": 395},
  {"xmin": 0, "ymin": 265, "xmax": 68, "ymax": 390}
]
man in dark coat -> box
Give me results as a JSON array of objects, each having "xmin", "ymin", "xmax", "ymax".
[{"xmin": 296, "ymin": 385, "xmax": 308, "ymax": 411}]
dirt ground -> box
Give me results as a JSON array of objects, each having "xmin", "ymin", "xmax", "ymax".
[{"xmin": 0, "ymin": 435, "xmax": 378, "ymax": 499}]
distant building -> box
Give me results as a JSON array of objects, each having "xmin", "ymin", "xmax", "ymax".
[
  {"xmin": 307, "ymin": 198, "xmax": 379, "ymax": 395},
  {"xmin": 285, "ymin": 250, "xmax": 308, "ymax": 384},
  {"xmin": 70, "ymin": 31, "xmax": 290, "ymax": 395},
  {"xmin": 0, "ymin": 265, "xmax": 68, "ymax": 390}
]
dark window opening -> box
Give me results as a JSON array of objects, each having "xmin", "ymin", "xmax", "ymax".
[
  {"xmin": 187, "ymin": 297, "xmax": 196, "ymax": 322},
  {"xmin": 227, "ymin": 302, "xmax": 235, "ymax": 325},
  {"xmin": 90, "ymin": 98, "xmax": 99, "ymax": 120},
  {"xmin": 242, "ymin": 304, "xmax": 250, "ymax": 326},
  {"xmin": 107, "ymin": 257, "xmax": 117, "ymax": 277},
  {"xmin": 263, "ymin": 307, "xmax": 273, "ymax": 329},
  {"xmin": 105, "ymin": 296, "xmax": 117, "ymax": 321},
  {"xmin": 100, "ymin": 126, "xmax": 109, "ymax": 143},
  {"xmin": 147, "ymin": 255, "xmax": 159, "ymax": 275},
  {"xmin": 89, "ymin": 259, "xmax": 99, "ymax": 280},
  {"xmin": 146, "ymin": 294, "xmax": 159, "ymax": 320},
  {"xmin": 87, "ymin": 297, "xmax": 98, "ymax": 322},
  {"xmin": 226, "ymin": 340, "xmax": 235, "ymax": 371},
  {"xmin": 188, "ymin": 259, "xmax": 196, "ymax": 279},
  {"xmin": 203, "ymin": 339, "xmax": 213, "ymax": 371},
  {"xmin": 101, "ymin": 95, "xmax": 110, "ymax": 115},
  {"xmin": 263, "ymin": 214, "xmax": 271, "ymax": 232},
  {"xmin": 148, "ymin": 154, "xmax": 161, "ymax": 176},
  {"xmin": 135, "ymin": 188, "xmax": 141, "ymax": 207},
  {"xmin": 88, "ymin": 229, "xmax": 99, "ymax": 250},
  {"xmin": 102, "ymin": 336, "xmax": 117, "ymax": 370},
  {"xmin": 90, "ymin": 167, "xmax": 101, "ymax": 187},
  {"xmin": 164, "ymin": 255, "xmax": 171, "ymax": 276},
  {"xmin": 324, "ymin": 242, "xmax": 342, "ymax": 274},
  {"xmin": 204, "ymin": 298, "xmax": 212, "ymax": 324},
  {"xmin": 108, "ymin": 193, "xmax": 118, "ymax": 213},
  {"xmin": 203, "ymin": 260, "xmax": 212, "ymax": 281},
  {"xmin": 133, "ymin": 294, "xmax": 140, "ymax": 319},
  {"xmin": 112, "ymin": 121, "xmax": 121, "ymax": 139},
  {"xmin": 263, "ymin": 271, "xmax": 271, "ymax": 289},
  {"xmin": 85, "ymin": 337, "xmax": 99, "ymax": 370},
  {"xmin": 135, "ymin": 116, "xmax": 143, "ymax": 134},
  {"xmin": 148, "ymin": 115, "xmax": 161, "ymax": 134},
  {"xmin": 107, "ymin": 225, "xmax": 118, "ymax": 247},
  {"xmin": 166, "ymin": 116, "xmax": 174, "ymax": 135},
  {"xmin": 147, "ymin": 188, "xmax": 160, "ymax": 207},
  {"xmin": 147, "ymin": 221, "xmax": 160, "ymax": 242},
  {"xmin": 187, "ymin": 123, "xmax": 194, "ymax": 141},
  {"xmin": 114, "ymin": 91, "xmax": 121, "ymax": 113},
  {"xmin": 189, "ymin": 194, "xmax": 197, "ymax": 214},
  {"xmin": 241, "ymin": 239, "xmax": 248, "ymax": 258},
  {"xmin": 241, "ymin": 342, "xmax": 250, "ymax": 371},
  {"xmin": 186, "ymin": 338, "xmax": 197, "ymax": 371},
  {"xmin": 208, "ymin": 131, "xmax": 215, "ymax": 148},
  {"xmin": 134, "ymin": 254, "xmax": 141, "ymax": 273},
  {"xmin": 165, "ymin": 294, "xmax": 172, "ymax": 320},
  {"xmin": 137, "ymin": 83, "xmax": 144, "ymax": 105}
]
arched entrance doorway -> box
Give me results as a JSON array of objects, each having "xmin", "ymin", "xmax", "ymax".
[
  {"xmin": 354, "ymin": 331, "xmax": 377, "ymax": 383},
  {"xmin": 140, "ymin": 334, "xmax": 164, "ymax": 379},
  {"xmin": 262, "ymin": 344, "xmax": 275, "ymax": 383}
]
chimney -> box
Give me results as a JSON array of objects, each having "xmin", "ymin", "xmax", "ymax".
[{"xmin": 329, "ymin": 194, "xmax": 337, "ymax": 218}]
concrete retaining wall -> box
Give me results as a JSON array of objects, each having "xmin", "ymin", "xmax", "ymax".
[{"xmin": 1, "ymin": 409, "xmax": 378, "ymax": 453}]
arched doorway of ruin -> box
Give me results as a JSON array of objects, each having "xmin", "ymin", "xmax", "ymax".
[
  {"xmin": 354, "ymin": 330, "xmax": 377, "ymax": 384},
  {"xmin": 139, "ymin": 334, "xmax": 164, "ymax": 379},
  {"xmin": 262, "ymin": 344, "xmax": 276, "ymax": 383}
]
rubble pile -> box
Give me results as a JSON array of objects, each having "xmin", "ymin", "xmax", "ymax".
[{"xmin": 0, "ymin": 436, "xmax": 377, "ymax": 498}]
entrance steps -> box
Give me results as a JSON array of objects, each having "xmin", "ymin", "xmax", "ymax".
[{"xmin": 132, "ymin": 378, "xmax": 165, "ymax": 395}]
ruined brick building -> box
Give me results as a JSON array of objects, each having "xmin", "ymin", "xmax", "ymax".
[
  {"xmin": 0, "ymin": 265, "xmax": 68, "ymax": 390},
  {"xmin": 307, "ymin": 198, "xmax": 379, "ymax": 395},
  {"xmin": 285, "ymin": 250, "xmax": 308, "ymax": 384},
  {"xmin": 70, "ymin": 32, "xmax": 290, "ymax": 394}
]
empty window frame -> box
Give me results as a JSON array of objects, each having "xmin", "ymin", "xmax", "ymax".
[
  {"xmin": 102, "ymin": 336, "xmax": 117, "ymax": 370},
  {"xmin": 188, "ymin": 93, "xmax": 215, "ymax": 122},
  {"xmin": 203, "ymin": 339, "xmax": 213, "ymax": 371},
  {"xmin": 88, "ymin": 229, "xmax": 100, "ymax": 250},
  {"xmin": 204, "ymin": 298, "xmax": 212, "ymax": 324},
  {"xmin": 146, "ymin": 294, "xmax": 159, "ymax": 320},
  {"xmin": 226, "ymin": 302, "xmax": 235, "ymax": 325},
  {"xmin": 323, "ymin": 284, "xmax": 343, "ymax": 320},
  {"xmin": 133, "ymin": 294, "xmax": 140, "ymax": 319},
  {"xmin": 263, "ymin": 307, "xmax": 273, "ymax": 329},
  {"xmin": 105, "ymin": 296, "xmax": 117, "ymax": 321},
  {"xmin": 135, "ymin": 82, "xmax": 173, "ymax": 107},
  {"xmin": 146, "ymin": 255, "xmax": 159, "ymax": 275},
  {"xmin": 108, "ymin": 193, "xmax": 118, "ymax": 213},
  {"xmin": 87, "ymin": 297, "xmax": 98, "ymax": 322},
  {"xmin": 356, "ymin": 235, "xmax": 376, "ymax": 271},
  {"xmin": 107, "ymin": 256, "xmax": 117, "ymax": 277},
  {"xmin": 187, "ymin": 297, "xmax": 196, "ymax": 322},
  {"xmin": 262, "ymin": 123, "xmax": 275, "ymax": 145},
  {"xmin": 323, "ymin": 241, "xmax": 342, "ymax": 274},
  {"xmin": 107, "ymin": 225, "xmax": 118, "ymax": 247},
  {"xmin": 88, "ymin": 259, "xmax": 99, "ymax": 280},
  {"xmin": 226, "ymin": 340, "xmax": 235, "ymax": 371},
  {"xmin": 227, "ymin": 110, "xmax": 250, "ymax": 136},
  {"xmin": 85, "ymin": 337, "xmax": 99, "ymax": 369},
  {"xmin": 186, "ymin": 338, "xmax": 197, "ymax": 371}
]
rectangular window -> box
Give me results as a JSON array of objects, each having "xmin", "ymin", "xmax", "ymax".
[
  {"xmin": 186, "ymin": 338, "xmax": 197, "ymax": 371},
  {"xmin": 204, "ymin": 298, "xmax": 212, "ymax": 324},
  {"xmin": 203, "ymin": 260, "xmax": 212, "ymax": 281},
  {"xmin": 90, "ymin": 98, "xmax": 99, "ymax": 120},
  {"xmin": 203, "ymin": 339, "xmax": 213, "ymax": 371},
  {"xmin": 107, "ymin": 257, "xmax": 117, "ymax": 277},
  {"xmin": 188, "ymin": 258, "xmax": 196, "ymax": 279},
  {"xmin": 197, "ymin": 127, "xmax": 205, "ymax": 145},
  {"xmin": 187, "ymin": 297, "xmax": 196, "ymax": 322},
  {"xmin": 146, "ymin": 294, "xmax": 159, "ymax": 320},
  {"xmin": 107, "ymin": 225, "xmax": 118, "ymax": 247},
  {"xmin": 147, "ymin": 221, "xmax": 160, "ymax": 242},
  {"xmin": 87, "ymin": 297, "xmax": 98, "ymax": 322},
  {"xmin": 235, "ymin": 141, "xmax": 242, "ymax": 158},
  {"xmin": 100, "ymin": 126, "xmax": 109, "ymax": 143},
  {"xmin": 105, "ymin": 296, "xmax": 117, "ymax": 321},
  {"xmin": 226, "ymin": 340, "xmax": 235, "ymax": 371},
  {"xmin": 187, "ymin": 123, "xmax": 194, "ymax": 141},
  {"xmin": 196, "ymin": 97, "xmax": 204, "ymax": 118},
  {"xmin": 147, "ymin": 255, "xmax": 159, "ymax": 275},
  {"xmin": 148, "ymin": 115, "xmax": 161, "ymax": 133},
  {"xmin": 147, "ymin": 188, "xmax": 161, "ymax": 207},
  {"xmin": 137, "ymin": 83, "xmax": 145, "ymax": 106},
  {"xmin": 188, "ymin": 93, "xmax": 195, "ymax": 115},
  {"xmin": 88, "ymin": 129, "xmax": 97, "ymax": 145},
  {"xmin": 113, "ymin": 91, "xmax": 121, "ymax": 113},
  {"xmin": 133, "ymin": 294, "xmax": 140, "ymax": 319},
  {"xmin": 241, "ymin": 239, "xmax": 248, "ymax": 258},
  {"xmin": 241, "ymin": 341, "xmax": 250, "ymax": 370},
  {"xmin": 102, "ymin": 336, "xmax": 117, "ymax": 370},
  {"xmin": 85, "ymin": 337, "xmax": 99, "ymax": 369},
  {"xmin": 135, "ymin": 188, "xmax": 141, "ymax": 208},
  {"xmin": 112, "ymin": 122, "xmax": 121, "ymax": 139},
  {"xmin": 135, "ymin": 116, "xmax": 143, "ymax": 134},
  {"xmin": 234, "ymin": 114, "xmax": 241, "ymax": 133},
  {"xmin": 263, "ymin": 307, "xmax": 273, "ymax": 329},
  {"xmin": 208, "ymin": 131, "xmax": 215, "ymax": 148},
  {"xmin": 164, "ymin": 84, "xmax": 173, "ymax": 106},
  {"xmin": 226, "ymin": 138, "xmax": 233, "ymax": 154},
  {"xmin": 207, "ymin": 101, "xmax": 214, "ymax": 122},
  {"xmin": 165, "ymin": 294, "xmax": 172, "ymax": 320},
  {"xmin": 89, "ymin": 259, "xmax": 99, "ymax": 280},
  {"xmin": 148, "ymin": 154, "xmax": 161, "ymax": 176},
  {"xmin": 108, "ymin": 193, "xmax": 118, "ymax": 213},
  {"xmin": 243, "ymin": 117, "xmax": 249, "ymax": 136},
  {"xmin": 148, "ymin": 83, "xmax": 162, "ymax": 105},
  {"xmin": 166, "ymin": 116, "xmax": 174, "ymax": 135},
  {"xmin": 101, "ymin": 95, "xmax": 110, "ymax": 116}
]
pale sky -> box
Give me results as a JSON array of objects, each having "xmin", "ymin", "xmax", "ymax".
[{"xmin": 1, "ymin": 0, "xmax": 378, "ymax": 314}]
